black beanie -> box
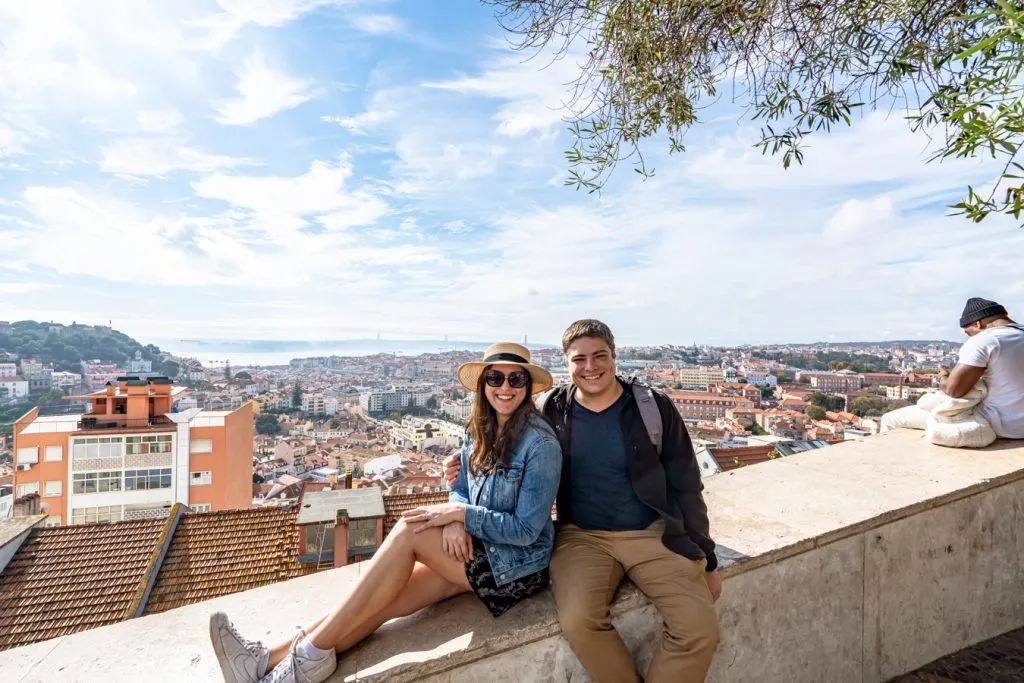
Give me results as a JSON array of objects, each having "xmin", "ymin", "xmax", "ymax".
[{"xmin": 959, "ymin": 297, "xmax": 1008, "ymax": 327}]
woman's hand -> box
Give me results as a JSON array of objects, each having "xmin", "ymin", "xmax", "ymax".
[
  {"xmin": 401, "ymin": 503, "xmax": 466, "ymax": 531},
  {"xmin": 441, "ymin": 522, "xmax": 473, "ymax": 563}
]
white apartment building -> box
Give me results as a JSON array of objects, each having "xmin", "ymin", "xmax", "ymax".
[
  {"xmin": 390, "ymin": 417, "xmax": 465, "ymax": 451},
  {"xmin": 885, "ymin": 385, "xmax": 930, "ymax": 401},
  {"xmin": 52, "ymin": 371, "xmax": 82, "ymax": 391},
  {"xmin": 441, "ymin": 398, "xmax": 472, "ymax": 422},
  {"xmin": 359, "ymin": 386, "xmax": 433, "ymax": 416},
  {"xmin": 0, "ymin": 378, "xmax": 29, "ymax": 400},
  {"xmin": 302, "ymin": 393, "xmax": 327, "ymax": 416},
  {"xmin": 0, "ymin": 362, "xmax": 17, "ymax": 379},
  {"xmin": 742, "ymin": 371, "xmax": 778, "ymax": 388},
  {"xmin": 678, "ymin": 366, "xmax": 726, "ymax": 390}
]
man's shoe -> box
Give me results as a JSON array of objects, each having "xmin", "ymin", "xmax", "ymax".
[
  {"xmin": 259, "ymin": 631, "xmax": 337, "ymax": 683},
  {"xmin": 209, "ymin": 611, "xmax": 269, "ymax": 683}
]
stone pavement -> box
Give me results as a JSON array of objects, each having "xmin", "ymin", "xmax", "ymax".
[{"xmin": 893, "ymin": 627, "xmax": 1024, "ymax": 683}]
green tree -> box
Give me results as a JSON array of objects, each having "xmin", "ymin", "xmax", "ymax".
[
  {"xmin": 748, "ymin": 422, "xmax": 767, "ymax": 436},
  {"xmin": 426, "ymin": 396, "xmax": 439, "ymax": 410},
  {"xmin": 491, "ymin": 1, "xmax": 1024, "ymax": 225},
  {"xmin": 234, "ymin": 371, "xmax": 253, "ymax": 381},
  {"xmin": 849, "ymin": 396, "xmax": 891, "ymax": 417},
  {"xmin": 806, "ymin": 405, "xmax": 827, "ymax": 421},
  {"xmin": 224, "ymin": 362, "xmax": 232, "ymax": 383},
  {"xmin": 291, "ymin": 382, "xmax": 303, "ymax": 409},
  {"xmin": 255, "ymin": 413, "xmax": 281, "ymax": 435},
  {"xmin": 809, "ymin": 392, "xmax": 844, "ymax": 412},
  {"xmin": 759, "ymin": 385, "xmax": 774, "ymax": 400}
]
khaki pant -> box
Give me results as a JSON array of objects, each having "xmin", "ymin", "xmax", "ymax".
[{"xmin": 550, "ymin": 523, "xmax": 719, "ymax": 683}]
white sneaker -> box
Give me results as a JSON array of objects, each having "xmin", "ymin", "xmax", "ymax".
[
  {"xmin": 259, "ymin": 631, "xmax": 337, "ymax": 683},
  {"xmin": 209, "ymin": 611, "xmax": 269, "ymax": 683}
]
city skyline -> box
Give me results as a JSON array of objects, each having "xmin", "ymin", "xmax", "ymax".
[{"xmin": 1, "ymin": 0, "xmax": 1022, "ymax": 347}]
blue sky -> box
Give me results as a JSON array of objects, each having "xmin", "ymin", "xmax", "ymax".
[{"xmin": 1, "ymin": 0, "xmax": 1022, "ymax": 348}]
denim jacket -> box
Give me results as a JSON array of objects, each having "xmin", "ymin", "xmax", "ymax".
[{"xmin": 448, "ymin": 415, "xmax": 562, "ymax": 586}]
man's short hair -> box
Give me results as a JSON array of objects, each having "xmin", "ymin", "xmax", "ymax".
[{"xmin": 562, "ymin": 319, "xmax": 616, "ymax": 356}]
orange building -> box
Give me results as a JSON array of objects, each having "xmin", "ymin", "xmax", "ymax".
[{"xmin": 12, "ymin": 376, "xmax": 253, "ymax": 526}]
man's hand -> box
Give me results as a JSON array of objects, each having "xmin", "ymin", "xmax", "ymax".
[
  {"xmin": 441, "ymin": 522, "xmax": 473, "ymax": 563},
  {"xmin": 705, "ymin": 569, "xmax": 722, "ymax": 603},
  {"xmin": 443, "ymin": 450, "xmax": 461, "ymax": 486},
  {"xmin": 402, "ymin": 503, "xmax": 466, "ymax": 531}
]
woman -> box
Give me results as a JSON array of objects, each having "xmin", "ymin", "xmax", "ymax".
[{"xmin": 209, "ymin": 342, "xmax": 562, "ymax": 683}]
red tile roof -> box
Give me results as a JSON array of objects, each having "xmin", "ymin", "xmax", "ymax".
[
  {"xmin": 0, "ymin": 518, "xmax": 166, "ymax": 651},
  {"xmin": 709, "ymin": 445, "xmax": 777, "ymax": 472},
  {"xmin": 0, "ymin": 506, "xmax": 333, "ymax": 650},
  {"xmin": 143, "ymin": 507, "xmax": 321, "ymax": 616},
  {"xmin": 383, "ymin": 491, "xmax": 450, "ymax": 535}
]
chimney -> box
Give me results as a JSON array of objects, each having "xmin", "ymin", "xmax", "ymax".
[
  {"xmin": 12, "ymin": 492, "xmax": 41, "ymax": 517},
  {"xmin": 333, "ymin": 509, "xmax": 349, "ymax": 568},
  {"xmin": 344, "ymin": 472, "xmax": 353, "ymax": 490}
]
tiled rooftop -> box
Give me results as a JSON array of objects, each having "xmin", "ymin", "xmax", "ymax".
[
  {"xmin": 383, "ymin": 491, "xmax": 450, "ymax": 535},
  {"xmin": 0, "ymin": 518, "xmax": 166, "ymax": 650},
  {"xmin": 0, "ymin": 505, "xmax": 332, "ymax": 650},
  {"xmin": 709, "ymin": 444, "xmax": 776, "ymax": 471},
  {"xmin": 143, "ymin": 507, "xmax": 321, "ymax": 616}
]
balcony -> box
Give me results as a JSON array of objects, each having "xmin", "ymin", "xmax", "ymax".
[
  {"xmin": 1, "ymin": 430, "xmax": 1023, "ymax": 682},
  {"xmin": 76, "ymin": 415, "xmax": 176, "ymax": 431}
]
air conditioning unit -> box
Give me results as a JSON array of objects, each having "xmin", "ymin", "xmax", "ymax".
[{"xmin": 16, "ymin": 464, "xmax": 32, "ymax": 471}]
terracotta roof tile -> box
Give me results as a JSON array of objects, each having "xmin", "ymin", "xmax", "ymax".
[
  {"xmin": 709, "ymin": 445, "xmax": 777, "ymax": 472},
  {"xmin": 143, "ymin": 507, "xmax": 322, "ymax": 616},
  {"xmin": 0, "ymin": 519, "xmax": 166, "ymax": 651},
  {"xmin": 383, "ymin": 491, "xmax": 450, "ymax": 535}
]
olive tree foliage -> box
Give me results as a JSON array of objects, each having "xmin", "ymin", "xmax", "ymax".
[{"xmin": 487, "ymin": 0, "xmax": 1024, "ymax": 224}]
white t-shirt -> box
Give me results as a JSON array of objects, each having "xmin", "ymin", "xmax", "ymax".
[{"xmin": 958, "ymin": 325, "xmax": 1024, "ymax": 438}]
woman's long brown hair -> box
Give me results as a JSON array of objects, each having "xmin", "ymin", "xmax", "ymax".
[{"xmin": 466, "ymin": 368, "xmax": 540, "ymax": 475}]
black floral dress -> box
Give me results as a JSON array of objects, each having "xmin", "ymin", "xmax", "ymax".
[{"xmin": 465, "ymin": 537, "xmax": 549, "ymax": 617}]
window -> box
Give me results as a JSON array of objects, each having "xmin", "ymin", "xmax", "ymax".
[
  {"xmin": 73, "ymin": 437, "xmax": 124, "ymax": 460},
  {"xmin": 305, "ymin": 523, "xmax": 335, "ymax": 557},
  {"xmin": 348, "ymin": 518, "xmax": 378, "ymax": 549},
  {"xmin": 190, "ymin": 471, "xmax": 212, "ymax": 486},
  {"xmin": 17, "ymin": 447, "xmax": 39, "ymax": 465},
  {"xmin": 16, "ymin": 482, "xmax": 40, "ymax": 497},
  {"xmin": 190, "ymin": 438, "xmax": 213, "ymax": 454},
  {"xmin": 43, "ymin": 480, "xmax": 63, "ymax": 497},
  {"xmin": 72, "ymin": 505, "xmax": 121, "ymax": 525},
  {"xmin": 125, "ymin": 467, "xmax": 173, "ymax": 491},
  {"xmin": 44, "ymin": 445, "xmax": 63, "ymax": 462},
  {"xmin": 190, "ymin": 503, "xmax": 211, "ymax": 513},
  {"xmin": 73, "ymin": 471, "xmax": 123, "ymax": 494},
  {"xmin": 125, "ymin": 434, "xmax": 173, "ymax": 455}
]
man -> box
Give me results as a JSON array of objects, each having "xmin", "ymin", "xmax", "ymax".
[
  {"xmin": 940, "ymin": 297, "xmax": 1024, "ymax": 439},
  {"xmin": 445, "ymin": 320, "xmax": 720, "ymax": 682}
]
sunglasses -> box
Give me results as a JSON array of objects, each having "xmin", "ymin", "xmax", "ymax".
[{"xmin": 484, "ymin": 369, "xmax": 530, "ymax": 389}]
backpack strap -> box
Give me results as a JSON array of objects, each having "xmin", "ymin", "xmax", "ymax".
[{"xmin": 631, "ymin": 383, "xmax": 663, "ymax": 455}]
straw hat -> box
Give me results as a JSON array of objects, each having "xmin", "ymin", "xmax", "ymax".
[{"xmin": 457, "ymin": 342, "xmax": 553, "ymax": 395}]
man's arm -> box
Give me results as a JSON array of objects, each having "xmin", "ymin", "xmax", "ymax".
[
  {"xmin": 939, "ymin": 364, "xmax": 987, "ymax": 399},
  {"xmin": 657, "ymin": 394, "xmax": 718, "ymax": 572}
]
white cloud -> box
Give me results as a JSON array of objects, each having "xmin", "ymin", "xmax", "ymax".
[
  {"xmin": 0, "ymin": 282, "xmax": 50, "ymax": 294},
  {"xmin": 137, "ymin": 110, "xmax": 184, "ymax": 133},
  {"xmin": 321, "ymin": 110, "xmax": 396, "ymax": 134},
  {"xmin": 100, "ymin": 138, "xmax": 260, "ymax": 177},
  {"xmin": 0, "ymin": 124, "xmax": 27, "ymax": 159},
  {"xmin": 823, "ymin": 196, "xmax": 898, "ymax": 243},
  {"xmin": 425, "ymin": 53, "xmax": 584, "ymax": 136},
  {"xmin": 215, "ymin": 51, "xmax": 317, "ymax": 125},
  {"xmin": 192, "ymin": 157, "xmax": 390, "ymax": 236},
  {"xmin": 350, "ymin": 14, "xmax": 404, "ymax": 35}
]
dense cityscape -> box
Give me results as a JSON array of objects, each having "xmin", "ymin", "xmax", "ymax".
[{"xmin": 1, "ymin": 319, "xmax": 960, "ymax": 528}]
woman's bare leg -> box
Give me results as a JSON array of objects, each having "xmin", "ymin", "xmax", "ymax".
[{"xmin": 265, "ymin": 519, "xmax": 470, "ymax": 669}]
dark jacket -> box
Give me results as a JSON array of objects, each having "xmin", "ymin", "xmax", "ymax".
[{"xmin": 542, "ymin": 378, "xmax": 718, "ymax": 572}]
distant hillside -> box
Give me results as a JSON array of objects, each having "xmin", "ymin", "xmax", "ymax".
[{"xmin": 0, "ymin": 321, "xmax": 177, "ymax": 376}]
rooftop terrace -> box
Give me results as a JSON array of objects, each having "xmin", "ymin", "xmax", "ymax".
[{"xmin": 1, "ymin": 429, "xmax": 1023, "ymax": 682}]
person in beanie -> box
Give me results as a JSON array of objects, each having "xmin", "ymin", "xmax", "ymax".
[{"xmin": 940, "ymin": 297, "xmax": 1024, "ymax": 438}]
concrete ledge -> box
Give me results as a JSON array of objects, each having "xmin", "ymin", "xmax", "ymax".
[{"xmin": 3, "ymin": 430, "xmax": 1024, "ymax": 682}]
